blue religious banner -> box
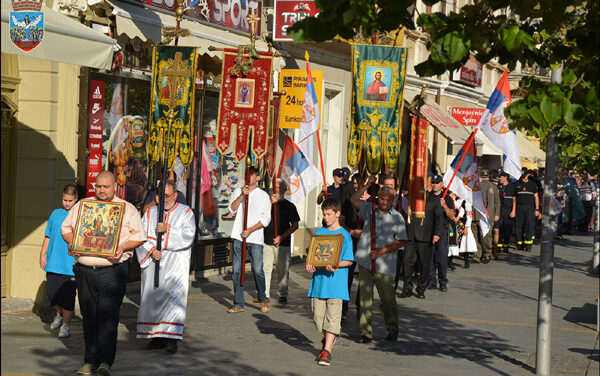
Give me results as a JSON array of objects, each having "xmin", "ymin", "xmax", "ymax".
[
  {"xmin": 9, "ymin": 0, "xmax": 44, "ymax": 51},
  {"xmin": 348, "ymin": 44, "xmax": 408, "ymax": 174}
]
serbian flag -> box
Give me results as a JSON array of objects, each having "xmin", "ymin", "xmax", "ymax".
[
  {"xmin": 476, "ymin": 70, "xmax": 521, "ymax": 179},
  {"xmin": 277, "ymin": 136, "xmax": 321, "ymax": 204},
  {"xmin": 442, "ymin": 130, "xmax": 490, "ymax": 236},
  {"xmin": 298, "ymin": 51, "xmax": 320, "ymax": 160}
]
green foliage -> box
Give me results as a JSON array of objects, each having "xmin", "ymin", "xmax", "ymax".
[{"xmin": 289, "ymin": 0, "xmax": 599, "ymax": 173}]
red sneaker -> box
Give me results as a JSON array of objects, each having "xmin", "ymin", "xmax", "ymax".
[{"xmin": 318, "ymin": 349, "xmax": 331, "ymax": 366}]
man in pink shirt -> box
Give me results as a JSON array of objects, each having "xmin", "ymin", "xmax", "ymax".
[{"xmin": 62, "ymin": 171, "xmax": 146, "ymax": 376}]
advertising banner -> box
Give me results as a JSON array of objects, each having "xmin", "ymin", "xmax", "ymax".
[
  {"xmin": 278, "ymin": 68, "xmax": 322, "ymax": 129},
  {"xmin": 451, "ymin": 107, "xmax": 485, "ymax": 126},
  {"xmin": 87, "ymin": 80, "xmax": 105, "ymax": 197},
  {"xmin": 453, "ymin": 55, "xmax": 482, "ymax": 87},
  {"xmin": 273, "ymin": 0, "xmax": 319, "ymax": 41},
  {"xmin": 139, "ymin": 0, "xmax": 262, "ymax": 35}
]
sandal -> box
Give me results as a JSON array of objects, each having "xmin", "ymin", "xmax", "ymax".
[
  {"xmin": 260, "ymin": 302, "xmax": 270, "ymax": 313},
  {"xmin": 227, "ymin": 306, "xmax": 244, "ymax": 313}
]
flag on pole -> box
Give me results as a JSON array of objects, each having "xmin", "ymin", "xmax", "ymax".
[
  {"xmin": 476, "ymin": 70, "xmax": 521, "ymax": 179},
  {"xmin": 298, "ymin": 51, "xmax": 320, "ymax": 160},
  {"xmin": 277, "ymin": 136, "xmax": 321, "ymax": 204},
  {"xmin": 442, "ymin": 131, "xmax": 490, "ymax": 236}
]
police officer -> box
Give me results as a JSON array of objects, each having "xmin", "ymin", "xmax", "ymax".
[
  {"xmin": 497, "ymin": 172, "xmax": 516, "ymax": 253},
  {"xmin": 515, "ymin": 170, "xmax": 541, "ymax": 251}
]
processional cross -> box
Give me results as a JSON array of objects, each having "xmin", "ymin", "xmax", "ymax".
[{"xmin": 246, "ymin": 10, "xmax": 260, "ymax": 49}]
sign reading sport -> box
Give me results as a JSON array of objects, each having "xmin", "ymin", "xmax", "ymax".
[{"xmin": 278, "ymin": 68, "xmax": 323, "ymax": 129}]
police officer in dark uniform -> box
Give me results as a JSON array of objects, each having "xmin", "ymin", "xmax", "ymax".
[
  {"xmin": 497, "ymin": 172, "xmax": 516, "ymax": 253},
  {"xmin": 514, "ymin": 170, "xmax": 541, "ymax": 251}
]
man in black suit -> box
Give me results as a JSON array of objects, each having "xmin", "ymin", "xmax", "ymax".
[{"xmin": 401, "ymin": 187, "xmax": 444, "ymax": 299}]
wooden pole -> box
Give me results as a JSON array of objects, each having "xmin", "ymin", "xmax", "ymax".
[
  {"xmin": 240, "ymin": 156, "xmax": 251, "ymax": 286},
  {"xmin": 370, "ymin": 181, "xmax": 377, "ymax": 275}
]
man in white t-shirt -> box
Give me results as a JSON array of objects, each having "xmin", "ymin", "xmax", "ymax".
[{"xmin": 227, "ymin": 166, "xmax": 272, "ymax": 313}]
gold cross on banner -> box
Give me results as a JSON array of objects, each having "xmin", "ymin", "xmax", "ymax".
[
  {"xmin": 246, "ymin": 10, "xmax": 260, "ymax": 49},
  {"xmin": 161, "ymin": 51, "xmax": 192, "ymax": 110}
]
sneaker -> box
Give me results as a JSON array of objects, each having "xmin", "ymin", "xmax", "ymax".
[
  {"xmin": 58, "ymin": 323, "xmax": 70, "ymax": 338},
  {"xmin": 50, "ymin": 313, "xmax": 63, "ymax": 330},
  {"xmin": 318, "ymin": 349, "xmax": 331, "ymax": 366},
  {"xmin": 97, "ymin": 362, "xmax": 111, "ymax": 376},
  {"xmin": 76, "ymin": 363, "xmax": 96, "ymax": 375}
]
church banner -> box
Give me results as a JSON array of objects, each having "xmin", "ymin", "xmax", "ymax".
[
  {"xmin": 149, "ymin": 46, "xmax": 198, "ymax": 169},
  {"xmin": 408, "ymin": 116, "xmax": 429, "ymax": 218},
  {"xmin": 217, "ymin": 48, "xmax": 273, "ymax": 161},
  {"xmin": 348, "ymin": 44, "xmax": 408, "ymax": 174}
]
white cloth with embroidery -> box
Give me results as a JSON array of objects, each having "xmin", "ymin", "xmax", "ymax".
[
  {"xmin": 458, "ymin": 200, "xmax": 477, "ymax": 254},
  {"xmin": 136, "ymin": 203, "xmax": 196, "ymax": 339}
]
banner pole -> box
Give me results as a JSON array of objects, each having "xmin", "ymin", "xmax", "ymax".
[
  {"xmin": 442, "ymin": 128, "xmax": 479, "ymax": 199},
  {"xmin": 316, "ymin": 130, "xmax": 327, "ymax": 197}
]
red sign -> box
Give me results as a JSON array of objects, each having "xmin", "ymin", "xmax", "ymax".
[
  {"xmin": 408, "ymin": 116, "xmax": 429, "ymax": 218},
  {"xmin": 457, "ymin": 55, "xmax": 482, "ymax": 86},
  {"xmin": 273, "ymin": 0, "xmax": 320, "ymax": 41},
  {"xmin": 87, "ymin": 80, "xmax": 105, "ymax": 198},
  {"xmin": 140, "ymin": 0, "xmax": 262, "ymax": 35},
  {"xmin": 451, "ymin": 107, "xmax": 485, "ymax": 126}
]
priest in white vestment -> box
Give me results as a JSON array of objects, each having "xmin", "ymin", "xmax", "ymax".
[{"xmin": 136, "ymin": 180, "xmax": 196, "ymax": 353}]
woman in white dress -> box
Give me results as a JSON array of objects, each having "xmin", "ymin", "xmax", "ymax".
[{"xmin": 453, "ymin": 196, "xmax": 477, "ymax": 268}]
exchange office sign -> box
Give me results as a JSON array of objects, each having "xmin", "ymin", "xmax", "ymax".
[
  {"xmin": 140, "ymin": 0, "xmax": 262, "ymax": 35},
  {"xmin": 273, "ymin": 0, "xmax": 320, "ymax": 41},
  {"xmin": 278, "ymin": 68, "xmax": 323, "ymax": 129},
  {"xmin": 451, "ymin": 107, "xmax": 484, "ymax": 127}
]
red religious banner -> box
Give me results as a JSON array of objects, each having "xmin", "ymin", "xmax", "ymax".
[
  {"xmin": 408, "ymin": 116, "xmax": 429, "ymax": 218},
  {"xmin": 273, "ymin": 0, "xmax": 320, "ymax": 41},
  {"xmin": 87, "ymin": 80, "xmax": 105, "ymax": 197},
  {"xmin": 451, "ymin": 107, "xmax": 485, "ymax": 126},
  {"xmin": 139, "ymin": 0, "xmax": 262, "ymax": 35},
  {"xmin": 216, "ymin": 48, "xmax": 274, "ymax": 161}
]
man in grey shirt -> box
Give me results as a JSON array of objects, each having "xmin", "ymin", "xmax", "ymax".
[{"xmin": 350, "ymin": 175, "xmax": 407, "ymax": 343}]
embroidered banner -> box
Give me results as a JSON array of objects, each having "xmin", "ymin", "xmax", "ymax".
[
  {"xmin": 217, "ymin": 48, "xmax": 273, "ymax": 161},
  {"xmin": 149, "ymin": 46, "xmax": 198, "ymax": 169},
  {"xmin": 348, "ymin": 44, "xmax": 408, "ymax": 174},
  {"xmin": 408, "ymin": 116, "xmax": 429, "ymax": 218}
]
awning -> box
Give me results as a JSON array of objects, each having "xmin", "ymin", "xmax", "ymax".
[
  {"xmin": 420, "ymin": 102, "xmax": 472, "ymax": 144},
  {"xmin": 1, "ymin": 0, "xmax": 116, "ymax": 69},
  {"xmin": 516, "ymin": 131, "xmax": 545, "ymax": 164},
  {"xmin": 110, "ymin": 1, "xmax": 273, "ymax": 58}
]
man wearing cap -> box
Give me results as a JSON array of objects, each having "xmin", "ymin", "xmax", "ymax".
[
  {"xmin": 472, "ymin": 169, "xmax": 500, "ymax": 263},
  {"xmin": 497, "ymin": 172, "xmax": 516, "ymax": 253},
  {"xmin": 515, "ymin": 170, "xmax": 541, "ymax": 251},
  {"xmin": 317, "ymin": 168, "xmax": 346, "ymax": 204}
]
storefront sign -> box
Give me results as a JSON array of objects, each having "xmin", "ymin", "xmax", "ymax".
[
  {"xmin": 454, "ymin": 55, "xmax": 482, "ymax": 87},
  {"xmin": 451, "ymin": 107, "xmax": 485, "ymax": 126},
  {"xmin": 273, "ymin": 0, "xmax": 319, "ymax": 41},
  {"xmin": 87, "ymin": 80, "xmax": 105, "ymax": 197},
  {"xmin": 278, "ymin": 68, "xmax": 323, "ymax": 129},
  {"xmin": 140, "ymin": 0, "xmax": 262, "ymax": 35}
]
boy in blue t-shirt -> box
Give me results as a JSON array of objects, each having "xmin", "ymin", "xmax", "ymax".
[{"xmin": 306, "ymin": 198, "xmax": 354, "ymax": 366}]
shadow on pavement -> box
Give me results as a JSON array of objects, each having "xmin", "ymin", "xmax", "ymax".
[{"xmin": 252, "ymin": 313, "xmax": 315, "ymax": 355}]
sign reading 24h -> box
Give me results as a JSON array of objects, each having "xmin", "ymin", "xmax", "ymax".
[{"xmin": 10, "ymin": 0, "xmax": 44, "ymax": 51}]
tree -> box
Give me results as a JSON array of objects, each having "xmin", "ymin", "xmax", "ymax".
[{"xmin": 289, "ymin": 0, "xmax": 599, "ymax": 174}]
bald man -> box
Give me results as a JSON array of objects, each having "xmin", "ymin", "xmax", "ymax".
[{"xmin": 62, "ymin": 171, "xmax": 146, "ymax": 376}]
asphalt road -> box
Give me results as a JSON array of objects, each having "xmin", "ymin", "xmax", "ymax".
[{"xmin": 1, "ymin": 233, "xmax": 598, "ymax": 376}]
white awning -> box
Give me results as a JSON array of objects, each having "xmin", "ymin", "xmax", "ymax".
[
  {"xmin": 516, "ymin": 131, "xmax": 545, "ymax": 164},
  {"xmin": 1, "ymin": 0, "xmax": 116, "ymax": 69},
  {"xmin": 109, "ymin": 1, "xmax": 273, "ymax": 58}
]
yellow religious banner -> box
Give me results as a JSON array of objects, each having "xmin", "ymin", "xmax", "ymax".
[{"xmin": 278, "ymin": 68, "xmax": 323, "ymax": 129}]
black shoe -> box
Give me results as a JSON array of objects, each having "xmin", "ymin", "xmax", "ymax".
[
  {"xmin": 147, "ymin": 338, "xmax": 166, "ymax": 349},
  {"xmin": 386, "ymin": 330, "xmax": 398, "ymax": 341},
  {"xmin": 525, "ymin": 245, "xmax": 532, "ymax": 252},
  {"xmin": 416, "ymin": 291, "xmax": 425, "ymax": 299},
  {"xmin": 439, "ymin": 285, "xmax": 448, "ymax": 292},
  {"xmin": 481, "ymin": 256, "xmax": 490, "ymax": 264},
  {"xmin": 355, "ymin": 336, "xmax": 372, "ymax": 344},
  {"xmin": 400, "ymin": 290, "xmax": 413, "ymax": 298},
  {"xmin": 427, "ymin": 284, "xmax": 438, "ymax": 290},
  {"xmin": 448, "ymin": 263, "xmax": 456, "ymax": 271},
  {"xmin": 166, "ymin": 339, "xmax": 178, "ymax": 354}
]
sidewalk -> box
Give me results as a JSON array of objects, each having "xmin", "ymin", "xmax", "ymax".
[{"xmin": 2, "ymin": 233, "xmax": 598, "ymax": 376}]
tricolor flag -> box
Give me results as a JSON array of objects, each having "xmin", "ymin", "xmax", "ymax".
[
  {"xmin": 277, "ymin": 136, "xmax": 321, "ymax": 204},
  {"xmin": 476, "ymin": 70, "xmax": 521, "ymax": 179},
  {"xmin": 442, "ymin": 131, "xmax": 490, "ymax": 236},
  {"xmin": 298, "ymin": 51, "xmax": 320, "ymax": 160}
]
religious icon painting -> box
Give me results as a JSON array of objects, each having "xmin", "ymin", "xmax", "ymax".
[
  {"xmin": 72, "ymin": 200, "xmax": 125, "ymax": 257},
  {"xmin": 363, "ymin": 66, "xmax": 392, "ymax": 102},
  {"xmin": 234, "ymin": 78, "xmax": 255, "ymax": 108},
  {"xmin": 306, "ymin": 234, "xmax": 344, "ymax": 268}
]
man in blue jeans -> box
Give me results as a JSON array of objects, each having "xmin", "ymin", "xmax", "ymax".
[{"xmin": 227, "ymin": 166, "xmax": 272, "ymax": 313}]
